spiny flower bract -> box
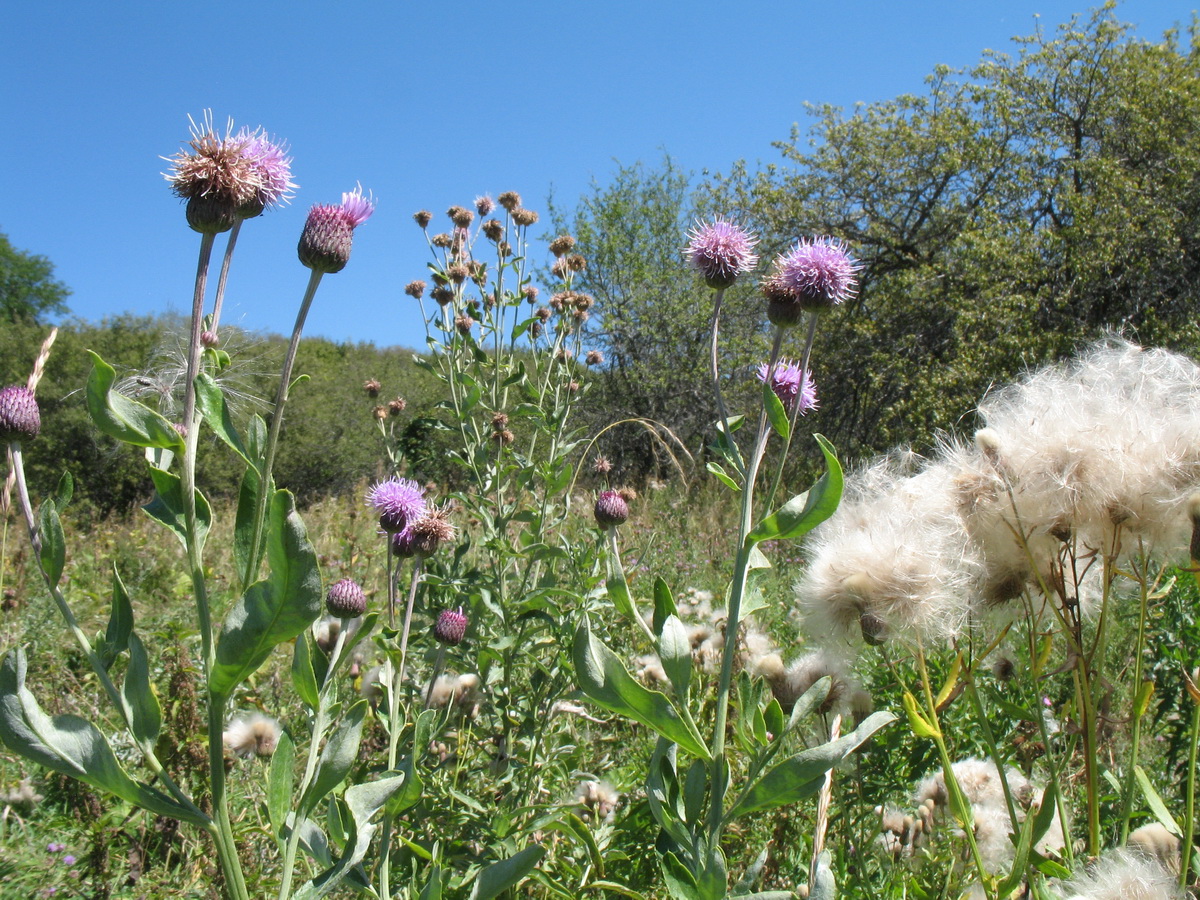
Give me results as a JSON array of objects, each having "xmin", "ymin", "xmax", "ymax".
[
  {"xmin": 685, "ymin": 218, "xmax": 759, "ymax": 289},
  {"xmin": 298, "ymin": 186, "xmax": 375, "ymax": 273},
  {"xmin": 0, "ymin": 385, "xmax": 40, "ymax": 443}
]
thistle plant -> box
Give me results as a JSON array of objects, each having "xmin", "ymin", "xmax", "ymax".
[{"xmin": 571, "ymin": 222, "xmax": 894, "ymax": 898}]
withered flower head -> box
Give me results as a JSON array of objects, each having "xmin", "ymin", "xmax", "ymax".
[
  {"xmin": 522, "ymin": 285, "xmax": 539, "ymax": 303},
  {"xmin": 549, "ymin": 234, "xmax": 576, "ymax": 257},
  {"xmin": 432, "ymin": 232, "xmax": 453, "ymax": 249},
  {"xmin": 497, "ymin": 191, "xmax": 522, "ymax": 211},
  {"xmin": 482, "ymin": 219, "xmax": 504, "ymax": 242},
  {"xmin": 551, "ymin": 258, "xmax": 570, "ymax": 279},
  {"xmin": 511, "ymin": 208, "xmax": 538, "ymax": 227},
  {"xmin": 491, "ymin": 412, "xmax": 509, "ymax": 429},
  {"xmin": 363, "ymin": 379, "xmax": 382, "ymax": 396},
  {"xmin": 388, "ymin": 397, "xmax": 407, "ymax": 415},
  {"xmin": 586, "ymin": 350, "xmax": 604, "ymax": 366},
  {"xmin": 455, "ymin": 314, "xmax": 475, "ymax": 335},
  {"xmin": 567, "ymin": 253, "xmax": 587, "ymax": 272},
  {"xmin": 593, "ymin": 455, "xmax": 613, "ymax": 474},
  {"xmin": 447, "ymin": 205, "xmax": 474, "ymax": 228},
  {"xmin": 414, "ymin": 210, "xmax": 433, "ymax": 228},
  {"xmin": 404, "ymin": 279, "xmax": 426, "ymax": 299},
  {"xmin": 431, "ymin": 285, "xmax": 454, "ymax": 306},
  {"xmin": 447, "ymin": 262, "xmax": 469, "ymax": 284}
]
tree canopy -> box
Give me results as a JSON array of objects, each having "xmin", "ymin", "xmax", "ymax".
[{"xmin": 0, "ymin": 230, "xmax": 71, "ymax": 323}]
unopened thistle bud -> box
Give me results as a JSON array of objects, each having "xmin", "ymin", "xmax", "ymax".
[
  {"xmin": 511, "ymin": 208, "xmax": 538, "ymax": 227},
  {"xmin": 186, "ymin": 195, "xmax": 238, "ymax": 234},
  {"xmin": 763, "ymin": 277, "xmax": 806, "ymax": 329},
  {"xmin": 326, "ymin": 578, "xmax": 367, "ymax": 619},
  {"xmin": 0, "ymin": 386, "xmax": 40, "ymax": 443},
  {"xmin": 405, "ymin": 280, "xmax": 426, "ymax": 299},
  {"xmin": 434, "ymin": 608, "xmax": 468, "ymax": 645},
  {"xmin": 298, "ymin": 187, "xmax": 374, "ymax": 274},
  {"xmin": 497, "ymin": 191, "xmax": 522, "ymax": 212},
  {"xmin": 200, "ymin": 330, "xmax": 220, "ymax": 348},
  {"xmin": 594, "ymin": 490, "xmax": 629, "ymax": 527},
  {"xmin": 414, "ymin": 210, "xmax": 433, "ymax": 228},
  {"xmin": 548, "ymin": 235, "xmax": 576, "ymax": 257}
]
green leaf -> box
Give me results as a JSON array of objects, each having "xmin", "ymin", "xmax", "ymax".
[
  {"xmin": 291, "ymin": 634, "xmax": 320, "ymax": 711},
  {"xmin": 661, "ymin": 852, "xmax": 700, "ymax": 900},
  {"xmin": 121, "ymin": 633, "xmax": 161, "ymax": 746},
  {"xmin": 38, "ymin": 500, "xmax": 65, "ymax": 588},
  {"xmin": 194, "ymin": 373, "xmax": 251, "ymax": 465},
  {"xmin": 725, "ymin": 711, "xmax": 895, "ymax": 821},
  {"xmin": 301, "ymin": 700, "xmax": 368, "ymax": 814},
  {"xmin": 0, "ymin": 649, "xmax": 207, "ymax": 828},
  {"xmin": 85, "ymin": 351, "xmax": 185, "ymax": 452},
  {"xmin": 292, "ymin": 773, "xmax": 407, "ymax": 900},
  {"xmin": 647, "ymin": 739, "xmax": 692, "ymax": 851},
  {"xmin": 652, "ymin": 577, "xmax": 678, "ymax": 635},
  {"xmin": 683, "ymin": 759, "xmax": 707, "ymax": 826},
  {"xmin": 572, "ymin": 620, "xmax": 711, "ymax": 760},
  {"xmin": 605, "ymin": 536, "xmax": 639, "ymax": 624},
  {"xmin": 385, "ymin": 708, "xmax": 433, "ymax": 816},
  {"xmin": 142, "ymin": 467, "xmax": 211, "ymax": 552},
  {"xmin": 902, "ymin": 691, "xmax": 941, "ymax": 740},
  {"xmin": 211, "ymin": 491, "xmax": 322, "ymax": 699},
  {"xmin": 658, "ymin": 615, "xmax": 692, "ymax": 698},
  {"xmin": 54, "ymin": 471, "xmax": 73, "ymax": 510},
  {"xmin": 420, "ymin": 867, "xmax": 445, "ymax": 900},
  {"xmin": 763, "ymin": 379, "xmax": 789, "ymax": 440},
  {"xmin": 747, "ymin": 435, "xmax": 842, "ymax": 545},
  {"xmin": 234, "ymin": 467, "xmax": 268, "ymax": 586},
  {"xmin": 268, "ymin": 731, "xmax": 295, "ymax": 841},
  {"xmin": 99, "ymin": 566, "xmax": 133, "ymax": 669},
  {"xmin": 1135, "ymin": 765, "xmax": 1183, "ymax": 836},
  {"xmin": 469, "ymin": 845, "xmax": 546, "ymax": 900},
  {"xmin": 706, "ymin": 461, "xmax": 741, "ymax": 492}
]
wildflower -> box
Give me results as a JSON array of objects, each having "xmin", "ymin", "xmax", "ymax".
[
  {"xmin": 405, "ymin": 280, "xmax": 426, "ymax": 299},
  {"xmin": 298, "ymin": 186, "xmax": 375, "ymax": 273},
  {"xmin": 522, "ymin": 285, "xmax": 539, "ymax": 303},
  {"xmin": 47, "ymin": 843, "xmax": 64, "ymax": 853},
  {"xmin": 363, "ymin": 378, "xmax": 381, "ymax": 396},
  {"xmin": 593, "ymin": 455, "xmax": 613, "ymax": 475},
  {"xmin": 497, "ymin": 191, "xmax": 522, "ymax": 211},
  {"xmin": 0, "ymin": 386, "xmax": 40, "ymax": 443},
  {"xmin": 756, "ymin": 360, "xmax": 818, "ymax": 415},
  {"xmin": 165, "ymin": 113, "xmax": 259, "ymax": 233},
  {"xmin": 62, "ymin": 855, "xmax": 76, "ymax": 866},
  {"xmin": 435, "ymin": 608, "xmax": 468, "ymax": 645},
  {"xmin": 326, "ymin": 578, "xmax": 367, "ymax": 619},
  {"xmin": 388, "ymin": 397, "xmax": 406, "ymax": 415},
  {"xmin": 447, "ymin": 205, "xmax": 474, "ymax": 228},
  {"xmin": 770, "ymin": 236, "xmax": 860, "ymax": 311},
  {"xmin": 366, "ymin": 477, "xmax": 426, "ymax": 535},
  {"xmin": 483, "ymin": 219, "xmax": 504, "ymax": 241},
  {"xmin": 475, "ymin": 195, "xmax": 495, "ymax": 216},
  {"xmin": 594, "ymin": 490, "xmax": 629, "ymax": 527},
  {"xmin": 511, "ymin": 208, "xmax": 538, "ymax": 227},
  {"xmin": 223, "ymin": 713, "xmax": 281, "ymax": 758},
  {"xmin": 407, "ymin": 505, "xmax": 456, "ymax": 556},
  {"xmin": 586, "ymin": 350, "xmax": 604, "ymax": 366},
  {"xmin": 231, "ymin": 127, "xmax": 296, "ymax": 217},
  {"xmin": 685, "ymin": 218, "xmax": 759, "ymax": 289},
  {"xmin": 549, "ymin": 234, "xmax": 576, "ymax": 257}
]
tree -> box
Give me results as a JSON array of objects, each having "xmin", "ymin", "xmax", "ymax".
[
  {"xmin": 548, "ymin": 157, "xmax": 771, "ymax": 476},
  {"xmin": 0, "ymin": 230, "xmax": 71, "ymax": 323},
  {"xmin": 711, "ymin": 5, "xmax": 1200, "ymax": 463}
]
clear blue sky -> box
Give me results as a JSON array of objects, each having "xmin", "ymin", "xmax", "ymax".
[{"xmin": 1, "ymin": 1, "xmax": 1191, "ymax": 350}]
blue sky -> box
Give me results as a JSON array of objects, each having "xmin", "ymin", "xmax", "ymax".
[{"xmin": 1, "ymin": 1, "xmax": 1191, "ymax": 350}]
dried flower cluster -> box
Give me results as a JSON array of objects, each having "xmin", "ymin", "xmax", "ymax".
[{"xmin": 797, "ymin": 340, "xmax": 1200, "ymax": 646}]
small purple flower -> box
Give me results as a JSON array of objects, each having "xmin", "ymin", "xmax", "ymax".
[
  {"xmin": 772, "ymin": 237, "xmax": 860, "ymax": 310},
  {"xmin": 475, "ymin": 194, "xmax": 496, "ymax": 216},
  {"xmin": 366, "ymin": 477, "xmax": 426, "ymax": 535},
  {"xmin": 434, "ymin": 608, "xmax": 468, "ymax": 645},
  {"xmin": 685, "ymin": 218, "xmax": 758, "ymax": 289},
  {"xmin": 62, "ymin": 855, "xmax": 76, "ymax": 866},
  {"xmin": 298, "ymin": 186, "xmax": 375, "ymax": 273},
  {"xmin": 757, "ymin": 360, "xmax": 818, "ymax": 415},
  {"xmin": 0, "ymin": 385, "xmax": 40, "ymax": 443},
  {"xmin": 47, "ymin": 843, "xmax": 64, "ymax": 853}
]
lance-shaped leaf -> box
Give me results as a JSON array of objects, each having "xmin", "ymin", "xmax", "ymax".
[
  {"xmin": 121, "ymin": 633, "xmax": 161, "ymax": 746},
  {"xmin": 268, "ymin": 731, "xmax": 296, "ymax": 841},
  {"xmin": 747, "ymin": 435, "xmax": 842, "ymax": 545},
  {"xmin": 85, "ymin": 351, "xmax": 185, "ymax": 452},
  {"xmin": 658, "ymin": 615, "xmax": 692, "ymax": 698},
  {"xmin": 211, "ymin": 491, "xmax": 322, "ymax": 699},
  {"xmin": 469, "ymin": 845, "xmax": 547, "ymax": 900},
  {"xmin": 38, "ymin": 500, "xmax": 65, "ymax": 588},
  {"xmin": 725, "ymin": 711, "xmax": 894, "ymax": 821},
  {"xmin": 98, "ymin": 567, "xmax": 133, "ymax": 670},
  {"xmin": 142, "ymin": 467, "xmax": 211, "ymax": 552},
  {"xmin": 0, "ymin": 649, "xmax": 207, "ymax": 827},
  {"xmin": 194, "ymin": 373, "xmax": 252, "ymax": 466},
  {"xmin": 301, "ymin": 700, "xmax": 368, "ymax": 815},
  {"xmin": 573, "ymin": 619, "xmax": 710, "ymax": 759},
  {"xmin": 292, "ymin": 772, "xmax": 408, "ymax": 900}
]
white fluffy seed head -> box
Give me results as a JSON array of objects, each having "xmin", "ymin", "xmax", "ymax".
[
  {"xmin": 1061, "ymin": 848, "xmax": 1184, "ymax": 900},
  {"xmin": 223, "ymin": 713, "xmax": 281, "ymax": 759}
]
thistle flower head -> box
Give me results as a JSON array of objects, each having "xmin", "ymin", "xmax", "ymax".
[
  {"xmin": 222, "ymin": 713, "xmax": 281, "ymax": 759},
  {"xmin": 0, "ymin": 386, "xmax": 40, "ymax": 443},
  {"xmin": 298, "ymin": 186, "xmax": 374, "ymax": 273},
  {"xmin": 685, "ymin": 218, "xmax": 759, "ymax": 289},
  {"xmin": 594, "ymin": 490, "xmax": 629, "ymax": 527},
  {"xmin": 408, "ymin": 505, "xmax": 456, "ymax": 556},
  {"xmin": 771, "ymin": 236, "xmax": 860, "ymax": 310},
  {"xmin": 756, "ymin": 360, "xmax": 818, "ymax": 415},
  {"xmin": 326, "ymin": 578, "xmax": 367, "ymax": 619},
  {"xmin": 165, "ymin": 113, "xmax": 258, "ymax": 230},
  {"xmin": 576, "ymin": 780, "xmax": 620, "ymax": 822},
  {"xmin": 366, "ymin": 477, "xmax": 426, "ymax": 535},
  {"xmin": 231, "ymin": 127, "xmax": 296, "ymax": 217},
  {"xmin": 434, "ymin": 608, "xmax": 468, "ymax": 645},
  {"xmin": 475, "ymin": 194, "xmax": 495, "ymax": 216}
]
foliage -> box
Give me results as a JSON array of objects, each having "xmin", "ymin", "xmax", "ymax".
[{"xmin": 0, "ymin": 230, "xmax": 71, "ymax": 324}]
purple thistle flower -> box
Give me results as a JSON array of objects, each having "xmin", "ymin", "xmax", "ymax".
[
  {"xmin": 685, "ymin": 218, "xmax": 759, "ymax": 289},
  {"xmin": 434, "ymin": 608, "xmax": 468, "ymax": 645},
  {"xmin": 0, "ymin": 385, "xmax": 40, "ymax": 443},
  {"xmin": 326, "ymin": 578, "xmax": 367, "ymax": 619},
  {"xmin": 475, "ymin": 194, "xmax": 496, "ymax": 216},
  {"xmin": 298, "ymin": 186, "xmax": 375, "ymax": 273},
  {"xmin": 757, "ymin": 360, "xmax": 818, "ymax": 415},
  {"xmin": 233, "ymin": 128, "xmax": 297, "ymax": 217},
  {"xmin": 772, "ymin": 237, "xmax": 860, "ymax": 310},
  {"xmin": 366, "ymin": 477, "xmax": 426, "ymax": 535},
  {"xmin": 594, "ymin": 490, "xmax": 629, "ymax": 527}
]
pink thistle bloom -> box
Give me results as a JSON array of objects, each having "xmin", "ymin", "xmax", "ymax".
[
  {"xmin": 298, "ymin": 186, "xmax": 375, "ymax": 273},
  {"xmin": 757, "ymin": 360, "xmax": 818, "ymax": 415},
  {"xmin": 366, "ymin": 477, "xmax": 426, "ymax": 535},
  {"xmin": 685, "ymin": 218, "xmax": 758, "ymax": 289},
  {"xmin": 233, "ymin": 128, "xmax": 297, "ymax": 216},
  {"xmin": 773, "ymin": 237, "xmax": 860, "ymax": 309}
]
